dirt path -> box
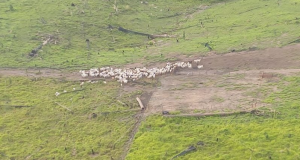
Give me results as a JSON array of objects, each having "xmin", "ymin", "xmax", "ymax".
[
  {"xmin": 147, "ymin": 68, "xmax": 300, "ymax": 114},
  {"xmin": 1, "ymin": 43, "xmax": 300, "ymax": 79},
  {"xmin": 1, "ymin": 44, "xmax": 300, "ymax": 114},
  {"xmin": 0, "ymin": 68, "xmax": 79, "ymax": 80},
  {"xmin": 2, "ymin": 44, "xmax": 300, "ymax": 159},
  {"xmin": 201, "ymin": 43, "xmax": 300, "ymax": 71},
  {"xmin": 119, "ymin": 43, "xmax": 300, "ymax": 158},
  {"xmin": 146, "ymin": 43, "xmax": 300, "ymax": 114},
  {"xmin": 1, "ymin": 44, "xmax": 300, "ymax": 115},
  {"xmin": 0, "ymin": 68, "xmax": 106, "ymax": 81},
  {"xmin": 117, "ymin": 43, "xmax": 300, "ymax": 115},
  {"xmin": 120, "ymin": 110, "xmax": 145, "ymax": 160}
]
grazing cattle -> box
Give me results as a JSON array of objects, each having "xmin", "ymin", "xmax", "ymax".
[{"xmin": 79, "ymin": 59, "xmax": 204, "ymax": 85}]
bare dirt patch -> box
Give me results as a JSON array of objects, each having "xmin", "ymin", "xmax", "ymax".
[
  {"xmin": 0, "ymin": 68, "xmax": 78, "ymax": 80},
  {"xmin": 1, "ymin": 44, "xmax": 300, "ymax": 115},
  {"xmin": 147, "ymin": 69, "xmax": 300, "ymax": 114},
  {"xmin": 146, "ymin": 44, "xmax": 300, "ymax": 114},
  {"xmin": 201, "ymin": 43, "xmax": 300, "ymax": 71},
  {"xmin": 0, "ymin": 68, "xmax": 106, "ymax": 81}
]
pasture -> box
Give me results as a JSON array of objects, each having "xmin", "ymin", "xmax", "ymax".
[
  {"xmin": 1, "ymin": 0, "xmax": 300, "ymax": 159},
  {"xmin": 127, "ymin": 76, "xmax": 300, "ymax": 160},
  {"xmin": 0, "ymin": 77, "xmax": 140, "ymax": 159},
  {"xmin": 0, "ymin": 0, "xmax": 300, "ymax": 69}
]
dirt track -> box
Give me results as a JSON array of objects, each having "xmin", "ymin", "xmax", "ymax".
[
  {"xmin": 2, "ymin": 44, "xmax": 300, "ymax": 160},
  {"xmin": 1, "ymin": 44, "xmax": 300, "ymax": 79},
  {"xmin": 1, "ymin": 44, "xmax": 300, "ymax": 114},
  {"xmin": 146, "ymin": 44, "xmax": 300, "ymax": 114},
  {"xmin": 0, "ymin": 68, "xmax": 77, "ymax": 80},
  {"xmin": 201, "ymin": 44, "xmax": 300, "ymax": 70},
  {"xmin": 0, "ymin": 68, "xmax": 104, "ymax": 81}
]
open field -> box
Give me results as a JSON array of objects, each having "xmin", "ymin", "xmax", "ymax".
[
  {"xmin": 0, "ymin": 0, "xmax": 221, "ymax": 69},
  {"xmin": 147, "ymin": 43, "xmax": 300, "ymax": 114},
  {"xmin": 1, "ymin": 0, "xmax": 300, "ymax": 69},
  {"xmin": 159, "ymin": 0, "xmax": 300, "ymax": 54},
  {"xmin": 1, "ymin": 0, "xmax": 300, "ymax": 159},
  {"xmin": 0, "ymin": 77, "xmax": 142, "ymax": 159},
  {"xmin": 125, "ymin": 44, "xmax": 300, "ymax": 159},
  {"xmin": 127, "ymin": 75, "xmax": 300, "ymax": 160},
  {"xmin": 1, "ymin": 44, "xmax": 300, "ymax": 160}
]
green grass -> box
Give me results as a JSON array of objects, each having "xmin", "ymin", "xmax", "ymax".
[
  {"xmin": 0, "ymin": 77, "xmax": 140, "ymax": 159},
  {"xmin": 0, "ymin": 0, "xmax": 223, "ymax": 69},
  {"xmin": 159, "ymin": 0, "xmax": 300, "ymax": 54},
  {"xmin": 126, "ymin": 76, "xmax": 300, "ymax": 159},
  {"xmin": 1, "ymin": 0, "xmax": 300, "ymax": 69},
  {"xmin": 2, "ymin": 0, "xmax": 300, "ymax": 159}
]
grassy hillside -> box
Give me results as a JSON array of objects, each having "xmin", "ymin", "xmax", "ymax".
[
  {"xmin": 2, "ymin": 0, "xmax": 300, "ymax": 159},
  {"xmin": 0, "ymin": 0, "xmax": 221, "ymax": 69},
  {"xmin": 1, "ymin": 0, "xmax": 300, "ymax": 69},
  {"xmin": 127, "ymin": 75, "xmax": 300, "ymax": 159},
  {"xmin": 0, "ymin": 77, "xmax": 141, "ymax": 159},
  {"xmin": 158, "ymin": 0, "xmax": 300, "ymax": 54}
]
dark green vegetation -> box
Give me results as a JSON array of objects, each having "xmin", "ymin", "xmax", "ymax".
[
  {"xmin": 1, "ymin": 0, "xmax": 299, "ymax": 68},
  {"xmin": 127, "ymin": 76, "xmax": 300, "ymax": 159},
  {"xmin": 0, "ymin": 77, "xmax": 139, "ymax": 159}
]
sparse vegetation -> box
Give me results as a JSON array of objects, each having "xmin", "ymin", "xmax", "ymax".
[{"xmin": 210, "ymin": 95, "xmax": 225, "ymax": 103}]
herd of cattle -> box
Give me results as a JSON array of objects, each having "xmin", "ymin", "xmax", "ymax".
[
  {"xmin": 79, "ymin": 59, "xmax": 203, "ymax": 85},
  {"xmin": 55, "ymin": 59, "xmax": 203, "ymax": 96}
]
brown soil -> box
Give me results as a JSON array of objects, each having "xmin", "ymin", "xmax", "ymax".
[
  {"xmin": 0, "ymin": 68, "xmax": 104, "ymax": 81},
  {"xmin": 147, "ymin": 68, "xmax": 300, "ymax": 114},
  {"xmin": 0, "ymin": 68, "xmax": 77, "ymax": 80},
  {"xmin": 146, "ymin": 43, "xmax": 300, "ymax": 114},
  {"xmin": 1, "ymin": 44, "xmax": 300, "ymax": 115},
  {"xmin": 202, "ymin": 43, "xmax": 300, "ymax": 71},
  {"xmin": 2, "ymin": 44, "xmax": 300, "ymax": 160}
]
